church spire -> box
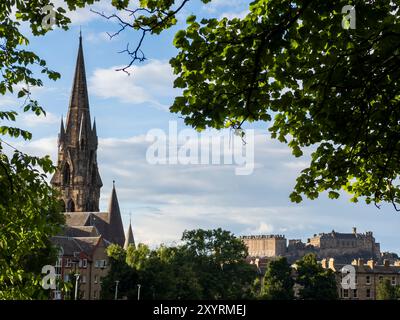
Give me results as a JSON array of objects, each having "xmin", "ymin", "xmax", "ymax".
[
  {"xmin": 51, "ymin": 34, "xmax": 102, "ymax": 213},
  {"xmin": 65, "ymin": 30, "xmax": 91, "ymax": 146}
]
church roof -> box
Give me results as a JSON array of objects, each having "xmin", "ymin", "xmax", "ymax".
[
  {"xmin": 64, "ymin": 212, "xmax": 91, "ymax": 226},
  {"xmin": 106, "ymin": 181, "xmax": 125, "ymax": 246},
  {"xmin": 51, "ymin": 235, "xmax": 105, "ymax": 257},
  {"xmin": 62, "ymin": 183, "xmax": 126, "ymax": 247},
  {"xmin": 61, "ymin": 225, "xmax": 100, "ymax": 237}
]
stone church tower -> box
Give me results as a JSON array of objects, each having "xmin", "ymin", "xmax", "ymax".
[
  {"xmin": 50, "ymin": 34, "xmax": 127, "ymax": 247},
  {"xmin": 51, "ymin": 34, "xmax": 102, "ymax": 212}
]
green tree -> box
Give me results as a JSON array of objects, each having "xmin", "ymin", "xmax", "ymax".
[
  {"xmin": 181, "ymin": 228, "xmax": 257, "ymax": 299},
  {"xmin": 376, "ymin": 279, "xmax": 397, "ymax": 300},
  {"xmin": 261, "ymin": 257, "xmax": 294, "ymax": 300},
  {"xmin": 0, "ymin": 0, "xmax": 138, "ymax": 300},
  {"xmin": 0, "ymin": 149, "xmax": 64, "ymax": 299},
  {"xmin": 100, "ymin": 244, "xmax": 139, "ymax": 300},
  {"xmin": 295, "ymin": 254, "xmax": 338, "ymax": 300},
  {"xmin": 101, "ymin": 229, "xmax": 258, "ymax": 300}
]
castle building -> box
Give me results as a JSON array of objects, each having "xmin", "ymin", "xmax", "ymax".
[
  {"xmin": 50, "ymin": 34, "xmax": 132, "ymax": 299},
  {"xmin": 305, "ymin": 228, "xmax": 381, "ymax": 261},
  {"xmin": 240, "ymin": 235, "xmax": 287, "ymax": 257},
  {"xmin": 241, "ymin": 228, "xmax": 381, "ymax": 264}
]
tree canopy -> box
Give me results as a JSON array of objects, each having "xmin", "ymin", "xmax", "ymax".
[
  {"xmin": 0, "ymin": 0, "xmax": 92, "ymax": 299},
  {"xmin": 376, "ymin": 278, "xmax": 399, "ymax": 300},
  {"xmin": 101, "ymin": 229, "xmax": 257, "ymax": 300},
  {"xmin": 89, "ymin": 0, "xmax": 400, "ymax": 209},
  {"xmin": 295, "ymin": 253, "xmax": 338, "ymax": 300},
  {"xmin": 260, "ymin": 257, "xmax": 294, "ymax": 300},
  {"xmin": 170, "ymin": 0, "xmax": 400, "ymax": 209}
]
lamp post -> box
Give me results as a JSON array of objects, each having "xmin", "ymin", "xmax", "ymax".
[
  {"xmin": 137, "ymin": 284, "xmax": 141, "ymax": 301},
  {"xmin": 74, "ymin": 274, "xmax": 80, "ymax": 300},
  {"xmin": 114, "ymin": 280, "xmax": 120, "ymax": 300}
]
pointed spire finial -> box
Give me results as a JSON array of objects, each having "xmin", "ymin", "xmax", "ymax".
[{"xmin": 124, "ymin": 213, "xmax": 135, "ymax": 250}]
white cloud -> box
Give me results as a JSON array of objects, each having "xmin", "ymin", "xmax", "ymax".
[
  {"xmin": 20, "ymin": 112, "xmax": 59, "ymax": 127},
  {"xmin": 204, "ymin": 0, "xmax": 244, "ymax": 13},
  {"xmin": 248, "ymin": 222, "xmax": 274, "ymax": 234},
  {"xmin": 88, "ymin": 60, "xmax": 178, "ymax": 109},
  {"xmin": 51, "ymin": 0, "xmax": 139, "ymax": 26},
  {"xmin": 86, "ymin": 31, "xmax": 117, "ymax": 44},
  {"xmin": 12, "ymin": 130, "xmax": 400, "ymax": 252},
  {"xmin": 51, "ymin": 0, "xmax": 113, "ymax": 25},
  {"xmin": 220, "ymin": 9, "xmax": 249, "ymax": 20},
  {"xmin": 0, "ymin": 97, "xmax": 17, "ymax": 108}
]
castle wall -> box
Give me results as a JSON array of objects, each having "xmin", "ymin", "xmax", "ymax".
[{"xmin": 241, "ymin": 235, "xmax": 286, "ymax": 257}]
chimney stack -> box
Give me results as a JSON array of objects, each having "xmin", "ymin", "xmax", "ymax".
[
  {"xmin": 352, "ymin": 227, "xmax": 357, "ymax": 234},
  {"xmin": 383, "ymin": 259, "xmax": 390, "ymax": 267},
  {"xmin": 367, "ymin": 259, "xmax": 375, "ymax": 269},
  {"xmin": 328, "ymin": 258, "xmax": 336, "ymax": 271}
]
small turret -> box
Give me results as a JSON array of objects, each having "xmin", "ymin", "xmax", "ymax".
[
  {"xmin": 107, "ymin": 181, "xmax": 125, "ymax": 246},
  {"xmin": 58, "ymin": 117, "xmax": 65, "ymax": 148},
  {"xmin": 124, "ymin": 216, "xmax": 135, "ymax": 250}
]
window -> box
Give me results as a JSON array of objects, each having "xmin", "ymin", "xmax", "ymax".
[
  {"xmin": 343, "ymin": 289, "xmax": 349, "ymax": 298},
  {"xmin": 366, "ymin": 289, "xmax": 371, "ymax": 298},
  {"xmin": 78, "ymin": 258, "xmax": 87, "ymax": 268},
  {"xmin": 81, "ymin": 291, "xmax": 85, "ymax": 299},
  {"xmin": 64, "ymin": 274, "xmax": 70, "ymax": 282},
  {"xmin": 73, "ymin": 252, "xmax": 80, "ymax": 258},
  {"xmin": 353, "ymin": 289, "xmax": 358, "ymax": 298},
  {"xmin": 63, "ymin": 163, "xmax": 70, "ymax": 185},
  {"xmin": 94, "ymin": 275, "xmax": 98, "ymax": 284},
  {"xmin": 65, "ymin": 259, "xmax": 72, "ymax": 268},
  {"xmin": 392, "ymin": 277, "xmax": 396, "ymax": 286},
  {"xmin": 53, "ymin": 290, "xmax": 62, "ymax": 300},
  {"xmin": 81, "ymin": 275, "xmax": 86, "ymax": 284},
  {"xmin": 95, "ymin": 260, "xmax": 107, "ymax": 269},
  {"xmin": 93, "ymin": 290, "xmax": 98, "ymax": 299},
  {"xmin": 67, "ymin": 199, "xmax": 75, "ymax": 212},
  {"xmin": 366, "ymin": 276, "xmax": 371, "ymax": 285}
]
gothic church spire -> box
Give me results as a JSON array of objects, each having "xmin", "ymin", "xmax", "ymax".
[{"xmin": 51, "ymin": 34, "xmax": 102, "ymax": 212}]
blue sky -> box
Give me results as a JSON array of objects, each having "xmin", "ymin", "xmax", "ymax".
[{"xmin": 2, "ymin": 0, "xmax": 399, "ymax": 253}]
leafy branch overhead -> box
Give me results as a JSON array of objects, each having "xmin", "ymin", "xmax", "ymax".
[{"xmin": 96, "ymin": 0, "xmax": 400, "ymax": 209}]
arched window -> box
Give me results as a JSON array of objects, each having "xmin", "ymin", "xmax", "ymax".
[
  {"xmin": 67, "ymin": 199, "xmax": 75, "ymax": 212},
  {"xmin": 63, "ymin": 163, "xmax": 71, "ymax": 185}
]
